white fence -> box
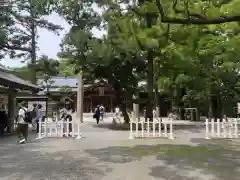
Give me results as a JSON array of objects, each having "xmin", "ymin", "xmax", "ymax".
[
  {"xmin": 37, "ymin": 119, "xmax": 82, "ymax": 139},
  {"xmin": 205, "ymin": 118, "xmax": 239, "ymax": 139},
  {"xmin": 129, "ymin": 118, "xmax": 174, "ymax": 139}
]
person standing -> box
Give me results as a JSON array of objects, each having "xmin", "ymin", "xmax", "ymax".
[
  {"xmin": 115, "ymin": 106, "xmax": 120, "ymax": 118},
  {"xmin": 36, "ymin": 104, "xmax": 43, "ymax": 134},
  {"xmin": 65, "ymin": 104, "xmax": 73, "ymax": 136},
  {"xmin": 31, "ymin": 103, "xmax": 37, "ymax": 131},
  {"xmin": 16, "ymin": 101, "xmax": 29, "ymax": 144},
  {"xmin": 99, "ymin": 104, "xmax": 105, "ymax": 121},
  {"xmin": 94, "ymin": 105, "xmax": 101, "ymax": 124}
]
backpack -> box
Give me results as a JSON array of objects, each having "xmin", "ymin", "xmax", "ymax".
[
  {"xmin": 31, "ymin": 108, "xmax": 37, "ymax": 119},
  {"xmin": 22, "ymin": 108, "xmax": 32, "ymax": 123}
]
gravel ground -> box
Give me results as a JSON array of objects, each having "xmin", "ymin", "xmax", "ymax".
[{"xmin": 0, "ymin": 120, "xmax": 240, "ymax": 180}]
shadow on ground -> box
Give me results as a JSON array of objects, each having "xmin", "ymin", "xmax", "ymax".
[
  {"xmin": 92, "ymin": 123, "xmax": 130, "ymax": 131},
  {"xmin": 85, "ymin": 140, "xmax": 240, "ymax": 180},
  {"xmin": 0, "ymin": 142, "xmax": 112, "ymax": 180}
]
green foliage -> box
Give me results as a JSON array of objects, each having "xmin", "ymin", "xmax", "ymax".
[
  {"xmin": 58, "ymin": 85, "xmax": 72, "ymax": 94},
  {"xmin": 11, "ymin": 66, "xmax": 32, "ymax": 81},
  {"xmin": 36, "ymin": 55, "xmax": 59, "ymax": 91}
]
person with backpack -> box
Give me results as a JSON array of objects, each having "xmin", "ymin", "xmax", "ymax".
[
  {"xmin": 93, "ymin": 105, "xmax": 101, "ymax": 124},
  {"xmin": 16, "ymin": 101, "xmax": 31, "ymax": 144}
]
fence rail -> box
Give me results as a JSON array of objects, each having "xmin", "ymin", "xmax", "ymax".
[
  {"xmin": 37, "ymin": 119, "xmax": 82, "ymax": 139},
  {"xmin": 129, "ymin": 118, "xmax": 174, "ymax": 139},
  {"xmin": 205, "ymin": 118, "xmax": 239, "ymax": 139}
]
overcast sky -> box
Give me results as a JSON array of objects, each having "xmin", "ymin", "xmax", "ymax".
[{"xmin": 2, "ymin": 12, "xmax": 104, "ymax": 68}]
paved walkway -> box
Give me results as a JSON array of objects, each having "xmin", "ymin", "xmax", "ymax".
[{"xmin": 0, "ymin": 120, "xmax": 240, "ymax": 180}]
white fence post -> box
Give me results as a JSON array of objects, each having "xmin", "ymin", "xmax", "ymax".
[
  {"xmin": 153, "ymin": 118, "xmax": 156, "ymax": 137},
  {"xmin": 205, "ymin": 119, "xmax": 210, "ymax": 139},
  {"xmin": 72, "ymin": 121, "xmax": 75, "ymax": 137},
  {"xmin": 136, "ymin": 117, "xmax": 139, "ymax": 137},
  {"xmin": 60, "ymin": 120, "xmax": 64, "ymax": 137},
  {"xmin": 234, "ymin": 118, "xmax": 238, "ymax": 138},
  {"xmin": 169, "ymin": 117, "xmax": 174, "ymax": 139},
  {"xmin": 141, "ymin": 120, "xmax": 144, "ymax": 137},
  {"xmin": 222, "ymin": 118, "xmax": 227, "ymax": 138},
  {"xmin": 56, "ymin": 121, "xmax": 59, "ymax": 137},
  {"xmin": 211, "ymin": 118, "xmax": 214, "ymax": 137},
  {"xmin": 36, "ymin": 120, "xmax": 42, "ymax": 139},
  {"xmin": 49, "ymin": 121, "xmax": 52, "ymax": 137},
  {"xmin": 147, "ymin": 118, "xmax": 150, "ymax": 137},
  {"xmin": 217, "ymin": 118, "xmax": 220, "ymax": 137},
  {"xmin": 76, "ymin": 120, "xmax": 82, "ymax": 139},
  {"xmin": 228, "ymin": 119, "xmax": 232, "ymax": 138},
  {"xmin": 44, "ymin": 120, "xmax": 47, "ymax": 137},
  {"xmin": 164, "ymin": 119, "xmax": 167, "ymax": 137},
  {"xmin": 158, "ymin": 119, "xmax": 161, "ymax": 137},
  {"xmin": 129, "ymin": 120, "xmax": 134, "ymax": 139}
]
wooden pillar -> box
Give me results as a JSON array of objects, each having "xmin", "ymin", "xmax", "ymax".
[
  {"xmin": 77, "ymin": 71, "xmax": 83, "ymax": 123},
  {"xmin": 90, "ymin": 97, "xmax": 92, "ymax": 113},
  {"xmin": 110, "ymin": 96, "xmax": 113, "ymax": 112},
  {"xmin": 7, "ymin": 89, "xmax": 15, "ymax": 133}
]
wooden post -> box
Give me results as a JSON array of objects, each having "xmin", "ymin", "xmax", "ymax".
[
  {"xmin": 7, "ymin": 89, "xmax": 16, "ymax": 133},
  {"xmin": 90, "ymin": 97, "xmax": 92, "ymax": 113},
  {"xmin": 77, "ymin": 71, "xmax": 83, "ymax": 123},
  {"xmin": 110, "ymin": 97, "xmax": 113, "ymax": 112}
]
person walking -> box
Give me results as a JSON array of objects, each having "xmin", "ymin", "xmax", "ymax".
[
  {"xmin": 93, "ymin": 105, "xmax": 101, "ymax": 124},
  {"xmin": 16, "ymin": 101, "xmax": 29, "ymax": 144},
  {"xmin": 65, "ymin": 104, "xmax": 73, "ymax": 136}
]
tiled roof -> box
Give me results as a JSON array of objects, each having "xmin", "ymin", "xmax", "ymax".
[{"xmin": 0, "ymin": 66, "xmax": 40, "ymax": 90}]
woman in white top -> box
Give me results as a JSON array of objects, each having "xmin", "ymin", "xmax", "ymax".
[{"xmin": 16, "ymin": 101, "xmax": 29, "ymax": 144}]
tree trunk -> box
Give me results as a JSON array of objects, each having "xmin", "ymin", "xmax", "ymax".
[
  {"xmin": 114, "ymin": 84, "xmax": 130, "ymax": 123},
  {"xmin": 146, "ymin": 14, "xmax": 154, "ymax": 120},
  {"xmin": 30, "ymin": 8, "xmax": 37, "ymax": 85},
  {"xmin": 155, "ymin": 85, "xmax": 160, "ymax": 117},
  {"xmin": 120, "ymin": 103, "xmax": 130, "ymax": 124},
  {"xmin": 208, "ymin": 96, "xmax": 213, "ymax": 119}
]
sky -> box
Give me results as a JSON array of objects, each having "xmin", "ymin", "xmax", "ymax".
[{"xmin": 1, "ymin": 12, "xmax": 104, "ymax": 68}]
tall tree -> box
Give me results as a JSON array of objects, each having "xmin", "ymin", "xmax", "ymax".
[
  {"xmin": 36, "ymin": 55, "xmax": 59, "ymax": 93},
  {"xmin": 6, "ymin": 0, "xmax": 62, "ymax": 84},
  {"xmin": 155, "ymin": 0, "xmax": 240, "ymax": 24}
]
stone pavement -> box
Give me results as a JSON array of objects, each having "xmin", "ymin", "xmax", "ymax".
[{"xmin": 0, "ymin": 120, "xmax": 240, "ymax": 180}]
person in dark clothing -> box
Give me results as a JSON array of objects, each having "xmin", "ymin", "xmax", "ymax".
[
  {"xmin": 93, "ymin": 105, "xmax": 101, "ymax": 124},
  {"xmin": 0, "ymin": 110, "xmax": 7, "ymax": 136},
  {"xmin": 31, "ymin": 103, "xmax": 37, "ymax": 131}
]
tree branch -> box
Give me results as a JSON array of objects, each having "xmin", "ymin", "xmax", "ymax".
[
  {"xmin": 156, "ymin": 0, "xmax": 240, "ymax": 25},
  {"xmin": 4, "ymin": 43, "xmax": 31, "ymax": 52}
]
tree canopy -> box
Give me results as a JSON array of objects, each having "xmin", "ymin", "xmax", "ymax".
[{"xmin": 2, "ymin": 0, "xmax": 240, "ymax": 120}]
